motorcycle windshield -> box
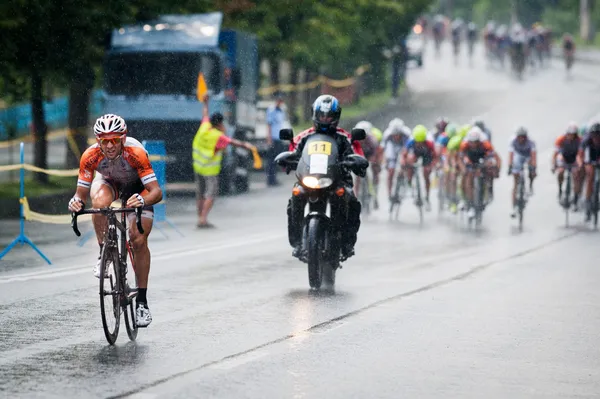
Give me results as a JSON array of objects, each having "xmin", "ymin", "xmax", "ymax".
[{"xmin": 296, "ymin": 134, "xmax": 341, "ymax": 182}]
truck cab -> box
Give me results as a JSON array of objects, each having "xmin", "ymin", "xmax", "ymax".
[{"xmin": 102, "ymin": 12, "xmax": 258, "ymax": 193}]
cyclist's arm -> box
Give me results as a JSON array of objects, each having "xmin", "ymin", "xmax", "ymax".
[
  {"xmin": 71, "ymin": 148, "xmax": 98, "ymax": 210},
  {"xmin": 136, "ymin": 180, "xmax": 162, "ymax": 208},
  {"xmin": 552, "ymin": 139, "xmax": 561, "ymax": 166},
  {"xmin": 530, "ymin": 142, "xmax": 537, "ymax": 167},
  {"xmin": 493, "ymin": 151, "xmax": 502, "ymax": 170},
  {"xmin": 131, "ymin": 149, "xmax": 163, "ymax": 207},
  {"xmin": 577, "ymin": 147, "xmax": 585, "ymax": 167}
]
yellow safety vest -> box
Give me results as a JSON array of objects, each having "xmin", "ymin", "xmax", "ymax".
[{"xmin": 192, "ymin": 121, "xmax": 224, "ymax": 176}]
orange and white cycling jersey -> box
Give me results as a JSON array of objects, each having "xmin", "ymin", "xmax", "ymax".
[{"xmin": 77, "ymin": 137, "xmax": 157, "ymax": 192}]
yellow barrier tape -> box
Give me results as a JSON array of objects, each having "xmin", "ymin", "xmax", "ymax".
[
  {"xmin": 0, "ymin": 156, "xmax": 166, "ymax": 175},
  {"xmin": 0, "ymin": 163, "xmax": 78, "ymax": 176},
  {"xmin": 21, "ymin": 196, "xmax": 166, "ymax": 225},
  {"xmin": 22, "ymin": 164, "xmax": 79, "ymax": 176},
  {"xmin": 323, "ymin": 77, "xmax": 356, "ymax": 88},
  {"xmin": 0, "ymin": 129, "xmax": 68, "ymax": 149},
  {"xmin": 0, "ymin": 164, "xmax": 22, "ymax": 172},
  {"xmin": 257, "ymin": 64, "xmax": 370, "ymax": 96},
  {"xmin": 21, "ymin": 197, "xmax": 92, "ymax": 224}
]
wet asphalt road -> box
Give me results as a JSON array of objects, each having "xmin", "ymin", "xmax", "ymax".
[{"xmin": 1, "ymin": 42, "xmax": 600, "ymax": 398}]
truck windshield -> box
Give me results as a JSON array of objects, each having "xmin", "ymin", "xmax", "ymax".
[{"xmin": 105, "ymin": 52, "xmax": 221, "ymax": 96}]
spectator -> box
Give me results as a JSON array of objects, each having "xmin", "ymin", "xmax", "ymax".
[
  {"xmin": 192, "ymin": 95, "xmax": 254, "ymax": 228},
  {"xmin": 265, "ymin": 92, "xmax": 287, "ymax": 186}
]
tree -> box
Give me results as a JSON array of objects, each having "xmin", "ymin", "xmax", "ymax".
[{"xmin": 0, "ymin": 0, "xmax": 66, "ymax": 183}]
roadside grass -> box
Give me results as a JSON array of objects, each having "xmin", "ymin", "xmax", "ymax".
[{"xmin": 0, "ymin": 174, "xmax": 72, "ymax": 199}]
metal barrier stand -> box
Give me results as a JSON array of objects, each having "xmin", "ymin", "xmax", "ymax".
[{"xmin": 0, "ymin": 142, "xmax": 52, "ymax": 264}]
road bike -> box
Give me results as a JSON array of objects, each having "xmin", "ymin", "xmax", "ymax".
[
  {"xmin": 514, "ymin": 166, "xmax": 532, "ymax": 230},
  {"xmin": 559, "ymin": 164, "xmax": 574, "ymax": 227},
  {"xmin": 71, "ymin": 200, "xmax": 144, "ymax": 345},
  {"xmin": 588, "ymin": 162, "xmax": 600, "ymax": 228},
  {"xmin": 389, "ymin": 163, "xmax": 408, "ymax": 220},
  {"xmin": 468, "ymin": 160, "xmax": 489, "ymax": 228}
]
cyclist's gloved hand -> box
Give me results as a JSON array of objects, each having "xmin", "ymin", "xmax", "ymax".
[
  {"xmin": 507, "ymin": 164, "xmax": 513, "ymax": 176},
  {"xmin": 126, "ymin": 193, "xmax": 145, "ymax": 208},
  {"xmin": 68, "ymin": 196, "xmax": 84, "ymax": 213}
]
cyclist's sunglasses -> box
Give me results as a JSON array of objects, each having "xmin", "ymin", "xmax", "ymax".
[{"xmin": 98, "ymin": 136, "xmax": 124, "ymax": 146}]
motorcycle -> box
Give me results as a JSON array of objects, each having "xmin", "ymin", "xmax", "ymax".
[{"xmin": 275, "ymin": 128, "xmax": 368, "ymax": 290}]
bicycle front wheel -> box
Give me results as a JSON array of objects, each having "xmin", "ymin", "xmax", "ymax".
[{"xmin": 99, "ymin": 246, "xmax": 121, "ymax": 345}]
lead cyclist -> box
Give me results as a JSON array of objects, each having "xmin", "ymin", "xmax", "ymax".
[{"xmin": 67, "ymin": 114, "xmax": 163, "ymax": 327}]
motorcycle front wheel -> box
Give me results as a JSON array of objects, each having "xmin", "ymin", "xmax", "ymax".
[{"xmin": 306, "ymin": 218, "xmax": 323, "ymax": 289}]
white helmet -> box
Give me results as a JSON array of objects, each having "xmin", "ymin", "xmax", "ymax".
[
  {"xmin": 94, "ymin": 114, "xmax": 127, "ymax": 138},
  {"xmin": 388, "ymin": 118, "xmax": 405, "ymax": 131},
  {"xmin": 566, "ymin": 121, "xmax": 578, "ymax": 134},
  {"xmin": 354, "ymin": 120, "xmax": 373, "ymax": 136},
  {"xmin": 466, "ymin": 126, "xmax": 484, "ymax": 142}
]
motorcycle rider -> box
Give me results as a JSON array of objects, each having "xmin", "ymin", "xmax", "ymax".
[{"xmin": 283, "ymin": 95, "xmax": 365, "ymax": 262}]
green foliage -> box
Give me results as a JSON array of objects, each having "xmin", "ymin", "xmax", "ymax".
[
  {"xmin": 0, "ymin": 0, "xmax": 432, "ymax": 102},
  {"xmin": 542, "ymin": 7, "xmax": 578, "ymax": 36}
]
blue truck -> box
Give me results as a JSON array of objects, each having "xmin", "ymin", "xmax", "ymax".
[{"xmin": 102, "ymin": 12, "xmax": 259, "ymax": 191}]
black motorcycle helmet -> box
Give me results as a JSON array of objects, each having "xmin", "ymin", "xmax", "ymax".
[{"xmin": 312, "ymin": 95, "xmax": 341, "ymax": 133}]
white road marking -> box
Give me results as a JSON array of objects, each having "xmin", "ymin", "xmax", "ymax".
[{"xmin": 0, "ymin": 233, "xmax": 285, "ymax": 284}]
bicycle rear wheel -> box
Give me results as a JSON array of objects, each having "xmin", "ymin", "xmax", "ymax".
[
  {"xmin": 390, "ymin": 172, "xmax": 404, "ymax": 219},
  {"xmin": 415, "ymin": 171, "xmax": 424, "ymax": 224},
  {"xmin": 438, "ymin": 171, "xmax": 445, "ymax": 214},
  {"xmin": 99, "ymin": 246, "xmax": 121, "ymax": 345},
  {"xmin": 518, "ymin": 175, "xmax": 525, "ymax": 230},
  {"xmin": 564, "ymin": 171, "xmax": 572, "ymax": 227},
  {"xmin": 123, "ymin": 241, "xmax": 138, "ymax": 341},
  {"xmin": 593, "ymin": 174, "xmax": 599, "ymax": 228},
  {"xmin": 474, "ymin": 175, "xmax": 484, "ymax": 228},
  {"xmin": 360, "ymin": 176, "xmax": 371, "ymax": 216}
]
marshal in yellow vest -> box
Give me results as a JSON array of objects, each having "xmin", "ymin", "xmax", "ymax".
[{"xmin": 192, "ymin": 122, "xmax": 225, "ymax": 177}]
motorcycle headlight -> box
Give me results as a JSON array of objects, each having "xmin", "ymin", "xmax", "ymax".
[{"xmin": 302, "ymin": 176, "xmax": 333, "ymax": 189}]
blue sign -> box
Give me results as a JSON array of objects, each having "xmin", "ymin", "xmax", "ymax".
[{"xmin": 143, "ymin": 140, "xmax": 167, "ymax": 222}]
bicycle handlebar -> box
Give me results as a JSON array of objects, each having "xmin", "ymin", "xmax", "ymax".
[{"xmin": 71, "ymin": 207, "xmax": 144, "ymax": 237}]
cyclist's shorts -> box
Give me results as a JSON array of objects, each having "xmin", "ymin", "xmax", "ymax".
[
  {"xmin": 409, "ymin": 150, "xmax": 434, "ymax": 166},
  {"xmin": 386, "ymin": 158, "xmax": 398, "ymax": 170},
  {"xmin": 511, "ymin": 153, "xmax": 531, "ymax": 174},
  {"xmin": 556, "ymin": 154, "xmax": 577, "ymax": 167},
  {"xmin": 92, "ymin": 174, "xmax": 154, "ymax": 219}
]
